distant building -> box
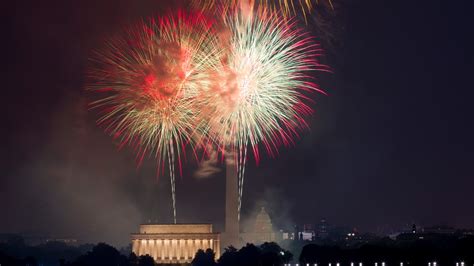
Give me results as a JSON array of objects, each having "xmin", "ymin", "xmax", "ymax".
[
  {"xmin": 423, "ymin": 225, "xmax": 456, "ymax": 235},
  {"xmin": 303, "ymin": 224, "xmax": 314, "ymax": 232},
  {"xmin": 0, "ymin": 234, "xmax": 78, "ymax": 246},
  {"xmin": 42, "ymin": 238, "xmax": 78, "ymax": 246},
  {"xmin": 279, "ymin": 230, "xmax": 294, "ymax": 240},
  {"xmin": 293, "ymin": 224, "xmax": 316, "ymax": 241},
  {"xmin": 298, "ymin": 231, "xmax": 314, "ymax": 241},
  {"xmin": 241, "ymin": 207, "xmax": 277, "ymax": 244},
  {"xmin": 0, "ymin": 234, "xmax": 22, "ymax": 244},
  {"xmin": 131, "ymin": 224, "xmax": 220, "ymax": 264},
  {"xmin": 317, "ymin": 218, "xmax": 329, "ymax": 239},
  {"xmin": 303, "ymin": 224, "xmax": 316, "ymax": 241},
  {"xmin": 459, "ymin": 229, "xmax": 474, "ymax": 236}
]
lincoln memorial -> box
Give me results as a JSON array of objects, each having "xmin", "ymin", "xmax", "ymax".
[{"xmin": 131, "ymin": 224, "xmax": 220, "ymax": 264}]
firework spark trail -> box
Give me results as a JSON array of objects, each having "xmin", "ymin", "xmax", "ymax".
[
  {"xmin": 87, "ymin": 11, "xmax": 220, "ymax": 223},
  {"xmin": 204, "ymin": 10, "xmax": 330, "ymax": 219},
  {"xmin": 167, "ymin": 141, "xmax": 177, "ymax": 223},
  {"xmin": 237, "ymin": 141, "xmax": 248, "ymax": 221},
  {"xmin": 191, "ymin": 0, "xmax": 334, "ymax": 20}
]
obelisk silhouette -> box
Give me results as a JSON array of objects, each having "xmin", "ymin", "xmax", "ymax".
[{"xmin": 223, "ymin": 154, "xmax": 239, "ymax": 248}]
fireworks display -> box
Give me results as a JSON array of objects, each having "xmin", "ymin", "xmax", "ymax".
[
  {"xmin": 87, "ymin": 12, "xmax": 219, "ymax": 223},
  {"xmin": 88, "ymin": 3, "xmax": 329, "ymax": 222},
  {"xmin": 203, "ymin": 11, "xmax": 329, "ymax": 218}
]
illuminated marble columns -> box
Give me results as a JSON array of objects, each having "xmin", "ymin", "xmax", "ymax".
[{"xmin": 131, "ymin": 224, "xmax": 220, "ymax": 264}]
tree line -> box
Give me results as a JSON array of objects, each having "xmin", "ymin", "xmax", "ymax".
[{"xmin": 1, "ymin": 235, "xmax": 474, "ymax": 265}]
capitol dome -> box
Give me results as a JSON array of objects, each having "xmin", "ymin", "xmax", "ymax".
[{"xmin": 254, "ymin": 207, "xmax": 273, "ymax": 233}]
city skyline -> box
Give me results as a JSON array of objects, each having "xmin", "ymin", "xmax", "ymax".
[{"xmin": 1, "ymin": 0, "xmax": 472, "ymax": 249}]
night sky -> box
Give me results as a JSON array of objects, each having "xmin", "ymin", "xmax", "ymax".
[{"xmin": 1, "ymin": 0, "xmax": 472, "ymax": 246}]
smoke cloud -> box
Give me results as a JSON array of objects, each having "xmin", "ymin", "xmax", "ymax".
[{"xmin": 194, "ymin": 146, "xmax": 222, "ymax": 179}]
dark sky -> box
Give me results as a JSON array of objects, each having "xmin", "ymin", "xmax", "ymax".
[{"xmin": 1, "ymin": 0, "xmax": 472, "ymax": 246}]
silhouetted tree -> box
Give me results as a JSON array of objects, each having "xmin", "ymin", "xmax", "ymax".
[
  {"xmin": 297, "ymin": 235, "xmax": 474, "ymax": 265},
  {"xmin": 128, "ymin": 252, "xmax": 139, "ymax": 265},
  {"xmin": 217, "ymin": 246, "xmax": 238, "ymax": 266},
  {"xmin": 237, "ymin": 244, "xmax": 261, "ymax": 266},
  {"xmin": 260, "ymin": 242, "xmax": 292, "ymax": 265},
  {"xmin": 138, "ymin": 254, "xmax": 155, "ymax": 266},
  {"xmin": 0, "ymin": 251, "xmax": 23, "ymax": 266},
  {"xmin": 24, "ymin": 256, "xmax": 38, "ymax": 266},
  {"xmin": 218, "ymin": 243, "xmax": 291, "ymax": 266},
  {"xmin": 299, "ymin": 244, "xmax": 342, "ymax": 265},
  {"xmin": 70, "ymin": 243, "xmax": 128, "ymax": 266},
  {"xmin": 192, "ymin": 248, "xmax": 216, "ymax": 266}
]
